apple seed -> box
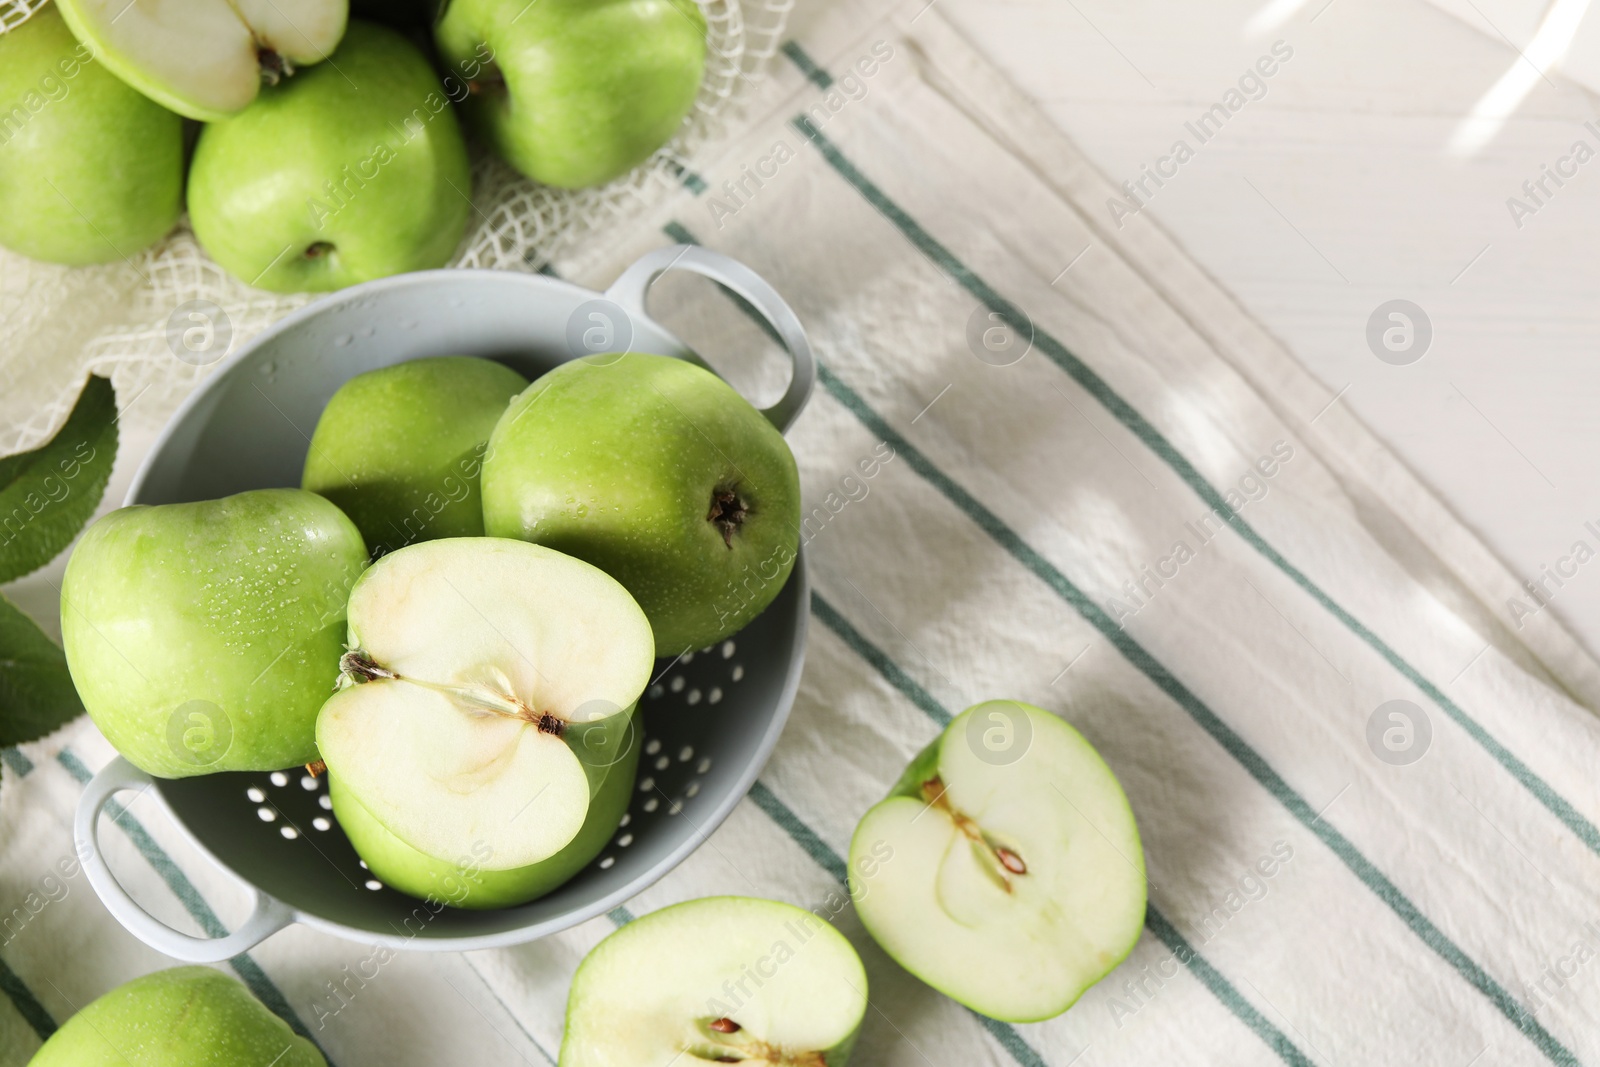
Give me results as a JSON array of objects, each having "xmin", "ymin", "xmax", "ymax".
[
  {"xmin": 256, "ymin": 48, "xmax": 293, "ymax": 86},
  {"xmin": 921, "ymin": 776, "xmax": 1028, "ymax": 890},
  {"xmin": 709, "ymin": 1018, "xmax": 741, "ymax": 1033}
]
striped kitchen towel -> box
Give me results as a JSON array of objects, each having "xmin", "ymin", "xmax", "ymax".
[{"xmin": 4, "ymin": 3, "xmax": 1600, "ymax": 1065}]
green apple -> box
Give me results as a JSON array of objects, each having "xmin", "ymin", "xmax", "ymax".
[
  {"xmin": 0, "ymin": 5, "xmax": 182, "ymax": 266},
  {"xmin": 28, "ymin": 965, "xmax": 324, "ymax": 1066},
  {"xmin": 849, "ymin": 700, "xmax": 1146, "ymax": 1022},
  {"xmin": 316, "ymin": 537, "xmax": 652, "ymax": 873},
  {"xmin": 188, "ymin": 20, "xmax": 471, "ymax": 293},
  {"xmin": 561, "ymin": 897, "xmax": 868, "ymax": 1066},
  {"xmin": 327, "ymin": 706, "xmax": 638, "ymax": 908},
  {"xmin": 302, "ymin": 356, "xmax": 528, "ymax": 557},
  {"xmin": 61, "ymin": 489, "xmax": 366, "ymax": 779},
  {"xmin": 435, "ymin": 0, "xmax": 706, "ymax": 188},
  {"xmin": 482, "ymin": 353, "xmax": 801, "ymax": 657},
  {"xmin": 53, "ymin": 0, "xmax": 347, "ymax": 122}
]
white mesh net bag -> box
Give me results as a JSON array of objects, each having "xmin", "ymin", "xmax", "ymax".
[{"xmin": 0, "ymin": 0, "xmax": 792, "ymax": 454}]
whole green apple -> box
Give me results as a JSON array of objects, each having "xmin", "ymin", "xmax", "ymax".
[
  {"xmin": 328, "ymin": 706, "xmax": 639, "ymax": 909},
  {"xmin": 850, "ymin": 701, "xmax": 1146, "ymax": 1022},
  {"xmin": 53, "ymin": 0, "xmax": 347, "ymax": 121},
  {"xmin": 560, "ymin": 897, "xmax": 868, "ymax": 1066},
  {"xmin": 302, "ymin": 356, "xmax": 528, "ymax": 557},
  {"xmin": 481, "ymin": 353, "xmax": 801, "ymax": 656},
  {"xmin": 187, "ymin": 20, "xmax": 471, "ymax": 293},
  {"xmin": 61, "ymin": 489, "xmax": 367, "ymax": 779},
  {"xmin": 316, "ymin": 538, "xmax": 652, "ymax": 874},
  {"xmin": 28, "ymin": 966, "xmax": 324, "ymax": 1067},
  {"xmin": 0, "ymin": 5, "xmax": 183, "ymax": 266},
  {"xmin": 436, "ymin": 0, "xmax": 706, "ymax": 188}
]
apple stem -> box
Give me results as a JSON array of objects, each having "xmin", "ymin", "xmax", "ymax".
[
  {"xmin": 920, "ymin": 776, "xmax": 1027, "ymax": 889},
  {"xmin": 305, "ymin": 759, "xmax": 327, "ymax": 778},
  {"xmin": 257, "ymin": 47, "xmax": 294, "ymax": 86},
  {"xmin": 341, "ymin": 650, "xmax": 398, "ymax": 683}
]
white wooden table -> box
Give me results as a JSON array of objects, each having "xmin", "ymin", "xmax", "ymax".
[{"xmin": 937, "ymin": 0, "xmax": 1600, "ymax": 663}]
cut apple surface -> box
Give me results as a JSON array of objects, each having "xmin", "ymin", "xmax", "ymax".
[
  {"xmin": 561, "ymin": 897, "xmax": 868, "ymax": 1066},
  {"xmin": 316, "ymin": 538, "xmax": 653, "ymax": 871},
  {"xmin": 54, "ymin": 0, "xmax": 348, "ymax": 121},
  {"xmin": 850, "ymin": 700, "xmax": 1146, "ymax": 1023}
]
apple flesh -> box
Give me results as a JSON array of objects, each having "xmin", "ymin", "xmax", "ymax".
[
  {"xmin": 327, "ymin": 707, "xmax": 637, "ymax": 908},
  {"xmin": 849, "ymin": 701, "xmax": 1146, "ymax": 1022},
  {"xmin": 436, "ymin": 0, "xmax": 706, "ymax": 188},
  {"xmin": 60, "ymin": 489, "xmax": 366, "ymax": 779},
  {"xmin": 481, "ymin": 353, "xmax": 801, "ymax": 657},
  {"xmin": 53, "ymin": 0, "xmax": 348, "ymax": 121},
  {"xmin": 0, "ymin": 5, "xmax": 183, "ymax": 266},
  {"xmin": 187, "ymin": 20, "xmax": 471, "ymax": 293},
  {"xmin": 560, "ymin": 896, "xmax": 868, "ymax": 1066},
  {"xmin": 27, "ymin": 965, "xmax": 324, "ymax": 1066},
  {"xmin": 302, "ymin": 356, "xmax": 529, "ymax": 557},
  {"xmin": 316, "ymin": 537, "xmax": 653, "ymax": 873}
]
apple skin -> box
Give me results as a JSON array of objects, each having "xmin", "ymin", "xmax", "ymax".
[
  {"xmin": 28, "ymin": 966, "xmax": 324, "ymax": 1067},
  {"xmin": 481, "ymin": 353, "xmax": 801, "ymax": 657},
  {"xmin": 436, "ymin": 0, "xmax": 705, "ymax": 189},
  {"xmin": 188, "ymin": 20, "xmax": 471, "ymax": 293},
  {"xmin": 61, "ymin": 489, "xmax": 367, "ymax": 779},
  {"xmin": 0, "ymin": 6, "xmax": 182, "ymax": 266},
  {"xmin": 327, "ymin": 706, "xmax": 640, "ymax": 909},
  {"xmin": 303, "ymin": 356, "xmax": 529, "ymax": 557}
]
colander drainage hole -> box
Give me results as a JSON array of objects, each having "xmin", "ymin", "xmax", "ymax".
[
  {"xmin": 654, "ymin": 756, "xmax": 669, "ymax": 771},
  {"xmin": 365, "ymin": 879, "xmax": 382, "ymax": 891},
  {"xmin": 648, "ymin": 684, "xmax": 664, "ymax": 700},
  {"xmin": 678, "ymin": 746, "xmax": 694, "ymax": 762},
  {"xmin": 599, "ymin": 856, "xmax": 615, "ymax": 869},
  {"xmin": 643, "ymin": 798, "xmax": 659, "ymax": 813},
  {"xmin": 313, "ymin": 817, "xmax": 331, "ymax": 831},
  {"xmin": 257, "ymin": 807, "xmax": 275, "ymax": 822},
  {"xmin": 686, "ymin": 689, "xmax": 702, "ymax": 705},
  {"xmin": 270, "ymin": 772, "xmax": 288, "ymax": 787},
  {"xmin": 685, "ymin": 781, "xmax": 700, "ymax": 798},
  {"xmin": 670, "ymin": 677, "xmax": 685, "ymax": 693},
  {"xmin": 645, "ymin": 738, "xmax": 661, "ymax": 756},
  {"xmin": 617, "ymin": 833, "xmax": 633, "ymax": 847},
  {"xmin": 247, "ymin": 787, "xmax": 265, "ymax": 803},
  {"xmin": 619, "ymin": 813, "xmax": 631, "ymax": 828},
  {"xmin": 639, "ymin": 777, "xmax": 655, "ymax": 792},
  {"xmin": 708, "ymin": 688, "xmax": 723, "ymax": 705},
  {"xmin": 731, "ymin": 665, "xmax": 744, "ymax": 682},
  {"xmin": 697, "ymin": 757, "xmax": 712, "ymax": 774},
  {"xmin": 300, "ymin": 775, "xmax": 319, "ymax": 791},
  {"xmin": 318, "ymin": 795, "xmax": 332, "ymax": 811},
  {"xmin": 280, "ymin": 826, "xmax": 298, "ymax": 840},
  {"xmin": 681, "ymin": 651, "xmax": 695, "ymax": 664}
]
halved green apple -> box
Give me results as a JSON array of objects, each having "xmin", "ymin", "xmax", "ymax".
[
  {"xmin": 561, "ymin": 897, "xmax": 869, "ymax": 1066},
  {"xmin": 54, "ymin": 0, "xmax": 348, "ymax": 121},
  {"xmin": 316, "ymin": 537, "xmax": 652, "ymax": 873},
  {"xmin": 849, "ymin": 700, "xmax": 1146, "ymax": 1022}
]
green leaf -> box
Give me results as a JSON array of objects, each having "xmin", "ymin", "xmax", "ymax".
[
  {"xmin": 0, "ymin": 592, "xmax": 82, "ymax": 747},
  {"xmin": 0, "ymin": 375, "xmax": 118, "ymax": 585}
]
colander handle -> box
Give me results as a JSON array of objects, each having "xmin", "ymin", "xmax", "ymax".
[
  {"xmin": 605, "ymin": 244, "xmax": 816, "ymax": 433},
  {"xmin": 76, "ymin": 756, "xmax": 294, "ymax": 963}
]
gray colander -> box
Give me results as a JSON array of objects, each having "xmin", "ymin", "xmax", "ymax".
[{"xmin": 74, "ymin": 247, "xmax": 814, "ymax": 962}]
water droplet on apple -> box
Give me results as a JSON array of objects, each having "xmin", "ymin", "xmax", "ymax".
[{"xmin": 576, "ymin": 505, "xmax": 588, "ymax": 517}]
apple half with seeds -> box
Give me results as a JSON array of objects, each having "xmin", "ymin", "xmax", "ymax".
[
  {"xmin": 317, "ymin": 537, "xmax": 652, "ymax": 875},
  {"xmin": 53, "ymin": 0, "xmax": 349, "ymax": 121},
  {"xmin": 849, "ymin": 700, "xmax": 1146, "ymax": 1022},
  {"xmin": 560, "ymin": 897, "xmax": 868, "ymax": 1066}
]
